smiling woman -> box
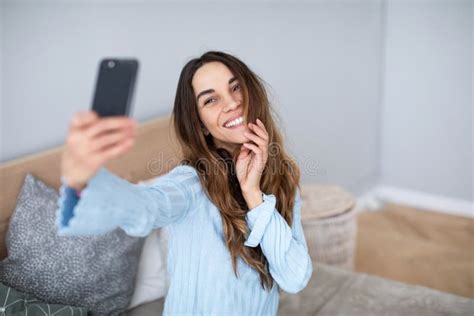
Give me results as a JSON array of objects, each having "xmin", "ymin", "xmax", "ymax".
[
  {"xmin": 171, "ymin": 50, "xmax": 305, "ymax": 291},
  {"xmin": 56, "ymin": 50, "xmax": 311, "ymax": 315}
]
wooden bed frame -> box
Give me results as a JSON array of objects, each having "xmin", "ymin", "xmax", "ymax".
[{"xmin": 0, "ymin": 115, "xmax": 184, "ymax": 259}]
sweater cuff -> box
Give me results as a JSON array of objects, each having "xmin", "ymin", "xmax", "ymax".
[
  {"xmin": 244, "ymin": 193, "xmax": 276, "ymax": 248},
  {"xmin": 57, "ymin": 177, "xmax": 80, "ymax": 228},
  {"xmin": 56, "ymin": 167, "xmax": 150, "ymax": 236}
]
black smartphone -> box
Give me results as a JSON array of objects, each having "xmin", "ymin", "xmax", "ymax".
[{"xmin": 91, "ymin": 58, "xmax": 139, "ymax": 117}]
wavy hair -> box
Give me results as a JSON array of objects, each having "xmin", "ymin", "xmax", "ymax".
[{"xmin": 171, "ymin": 51, "xmax": 300, "ymax": 291}]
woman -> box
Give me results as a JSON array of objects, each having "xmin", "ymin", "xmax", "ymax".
[{"xmin": 57, "ymin": 51, "xmax": 312, "ymax": 315}]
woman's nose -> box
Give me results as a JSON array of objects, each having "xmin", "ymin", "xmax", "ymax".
[{"xmin": 223, "ymin": 96, "xmax": 239, "ymax": 112}]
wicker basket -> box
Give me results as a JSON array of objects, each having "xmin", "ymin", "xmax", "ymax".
[{"xmin": 300, "ymin": 184, "xmax": 357, "ymax": 270}]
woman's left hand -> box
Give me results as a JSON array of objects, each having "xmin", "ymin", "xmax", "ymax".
[{"xmin": 236, "ymin": 118, "xmax": 269, "ymax": 199}]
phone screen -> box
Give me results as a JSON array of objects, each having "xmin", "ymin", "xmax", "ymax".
[{"xmin": 91, "ymin": 58, "xmax": 139, "ymax": 117}]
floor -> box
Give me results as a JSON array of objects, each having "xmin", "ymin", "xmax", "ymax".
[{"xmin": 355, "ymin": 202, "xmax": 474, "ymax": 299}]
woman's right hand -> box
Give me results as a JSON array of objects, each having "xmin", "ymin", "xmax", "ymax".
[{"xmin": 60, "ymin": 110, "xmax": 137, "ymax": 191}]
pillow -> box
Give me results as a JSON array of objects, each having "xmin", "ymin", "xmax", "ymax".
[
  {"xmin": 0, "ymin": 173, "xmax": 145, "ymax": 315},
  {"xmin": 0, "ymin": 281, "xmax": 89, "ymax": 315},
  {"xmin": 128, "ymin": 176, "xmax": 170, "ymax": 309},
  {"xmin": 128, "ymin": 228, "xmax": 169, "ymax": 309}
]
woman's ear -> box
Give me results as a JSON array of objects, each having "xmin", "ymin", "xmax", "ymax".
[{"xmin": 200, "ymin": 123, "xmax": 210, "ymax": 136}]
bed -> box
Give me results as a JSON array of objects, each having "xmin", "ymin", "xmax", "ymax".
[{"xmin": 1, "ymin": 115, "xmax": 473, "ymax": 315}]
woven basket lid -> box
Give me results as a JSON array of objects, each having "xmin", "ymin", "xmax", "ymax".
[{"xmin": 300, "ymin": 184, "xmax": 356, "ymax": 220}]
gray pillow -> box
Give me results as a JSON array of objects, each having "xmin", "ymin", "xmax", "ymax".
[{"xmin": 0, "ymin": 173, "xmax": 145, "ymax": 315}]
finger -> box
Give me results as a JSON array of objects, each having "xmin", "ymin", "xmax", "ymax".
[
  {"xmin": 245, "ymin": 127, "xmax": 268, "ymax": 156},
  {"xmin": 256, "ymin": 118, "xmax": 268, "ymax": 134},
  {"xmin": 242, "ymin": 142, "xmax": 262, "ymax": 157},
  {"xmin": 244, "ymin": 130, "xmax": 266, "ymax": 147},
  {"xmin": 249, "ymin": 122, "xmax": 268, "ymax": 141},
  {"xmin": 243, "ymin": 143, "xmax": 266, "ymax": 173},
  {"xmin": 239, "ymin": 145, "xmax": 252, "ymax": 156},
  {"xmin": 255, "ymin": 119, "xmax": 269, "ymax": 138},
  {"xmin": 70, "ymin": 111, "xmax": 99, "ymax": 131},
  {"xmin": 90, "ymin": 127, "xmax": 135, "ymax": 152},
  {"xmin": 237, "ymin": 151, "xmax": 250, "ymax": 163},
  {"xmin": 243, "ymin": 140, "xmax": 268, "ymax": 163},
  {"xmin": 86, "ymin": 117, "xmax": 136, "ymax": 139},
  {"xmin": 239, "ymin": 147, "xmax": 249, "ymax": 155},
  {"xmin": 100, "ymin": 137, "xmax": 135, "ymax": 161}
]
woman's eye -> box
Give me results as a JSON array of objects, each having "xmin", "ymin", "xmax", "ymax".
[
  {"xmin": 204, "ymin": 98, "xmax": 216, "ymax": 105},
  {"xmin": 233, "ymin": 84, "xmax": 241, "ymax": 92}
]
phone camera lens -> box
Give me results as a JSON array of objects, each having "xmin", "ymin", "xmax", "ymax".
[{"xmin": 107, "ymin": 61, "xmax": 116, "ymax": 68}]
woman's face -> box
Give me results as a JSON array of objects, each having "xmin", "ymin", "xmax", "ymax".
[{"xmin": 192, "ymin": 61, "xmax": 250, "ymax": 152}]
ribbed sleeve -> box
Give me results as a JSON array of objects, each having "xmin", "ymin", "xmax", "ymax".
[
  {"xmin": 55, "ymin": 165, "xmax": 201, "ymax": 237},
  {"xmin": 243, "ymin": 189, "xmax": 313, "ymax": 294}
]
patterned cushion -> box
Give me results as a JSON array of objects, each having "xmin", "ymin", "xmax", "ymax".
[
  {"xmin": 0, "ymin": 173, "xmax": 145, "ymax": 315},
  {"xmin": 0, "ymin": 282, "xmax": 89, "ymax": 315}
]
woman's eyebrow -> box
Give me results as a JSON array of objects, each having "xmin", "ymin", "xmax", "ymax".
[{"xmin": 196, "ymin": 77, "xmax": 237, "ymax": 102}]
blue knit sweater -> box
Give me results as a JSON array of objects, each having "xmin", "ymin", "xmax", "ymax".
[{"xmin": 56, "ymin": 164, "xmax": 313, "ymax": 315}]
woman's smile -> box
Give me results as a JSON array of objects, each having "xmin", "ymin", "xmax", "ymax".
[{"xmin": 223, "ymin": 116, "xmax": 245, "ymax": 129}]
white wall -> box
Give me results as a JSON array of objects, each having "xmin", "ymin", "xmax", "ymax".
[
  {"xmin": 381, "ymin": 0, "xmax": 472, "ymax": 202},
  {"xmin": 0, "ymin": 0, "xmax": 384, "ymax": 196}
]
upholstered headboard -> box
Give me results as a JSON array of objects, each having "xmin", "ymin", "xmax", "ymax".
[{"xmin": 0, "ymin": 115, "xmax": 183, "ymax": 260}]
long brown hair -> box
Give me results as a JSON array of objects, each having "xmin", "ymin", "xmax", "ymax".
[{"xmin": 171, "ymin": 51, "xmax": 300, "ymax": 291}]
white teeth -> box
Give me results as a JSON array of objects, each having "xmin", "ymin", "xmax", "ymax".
[{"xmin": 224, "ymin": 116, "xmax": 243, "ymax": 128}]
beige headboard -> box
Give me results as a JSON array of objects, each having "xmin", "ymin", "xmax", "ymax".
[{"xmin": 0, "ymin": 115, "xmax": 183, "ymax": 260}]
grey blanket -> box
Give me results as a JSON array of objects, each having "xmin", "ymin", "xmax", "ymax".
[{"xmin": 128, "ymin": 263, "xmax": 474, "ymax": 316}]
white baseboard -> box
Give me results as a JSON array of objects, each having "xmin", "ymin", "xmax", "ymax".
[
  {"xmin": 354, "ymin": 188, "xmax": 384, "ymax": 214},
  {"xmin": 355, "ymin": 185, "xmax": 473, "ymax": 218}
]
